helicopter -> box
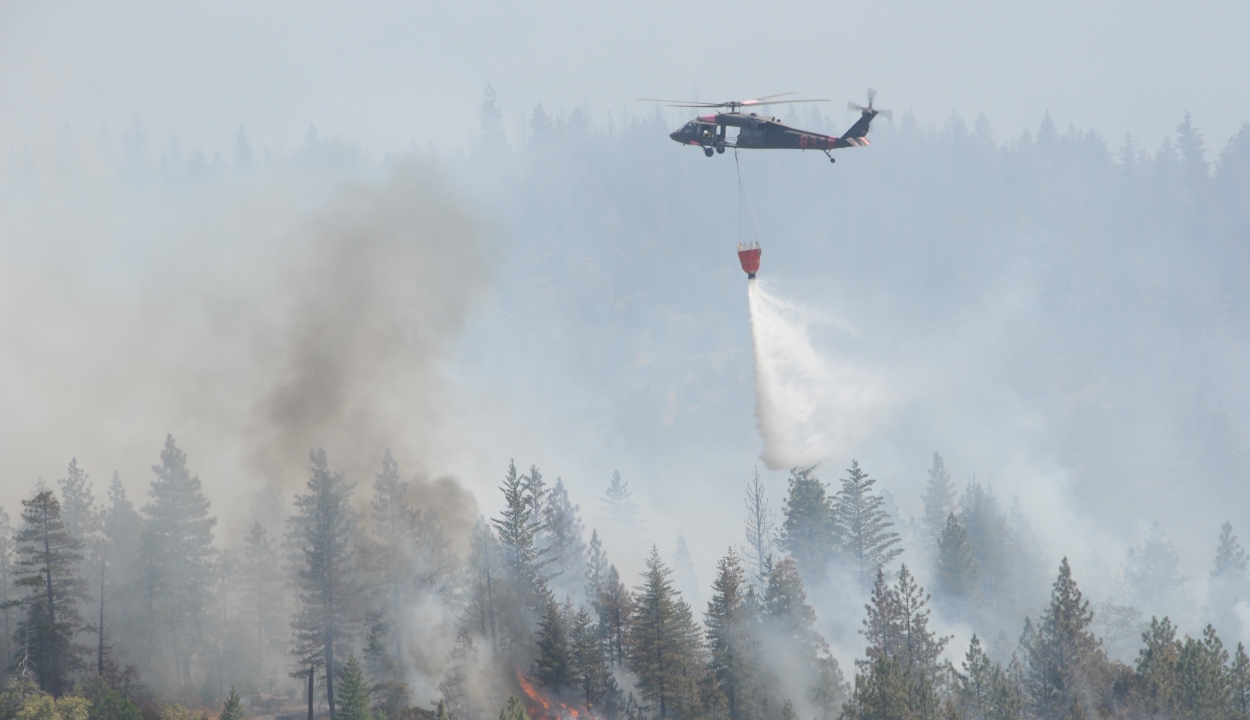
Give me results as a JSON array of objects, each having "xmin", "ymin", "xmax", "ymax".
[{"xmin": 643, "ymin": 90, "xmax": 892, "ymax": 163}]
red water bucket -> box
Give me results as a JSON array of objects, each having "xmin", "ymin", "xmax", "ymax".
[{"xmin": 737, "ymin": 243, "xmax": 761, "ymax": 277}]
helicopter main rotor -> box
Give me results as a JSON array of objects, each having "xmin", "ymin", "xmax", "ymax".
[{"xmin": 638, "ymin": 92, "xmax": 831, "ymax": 113}]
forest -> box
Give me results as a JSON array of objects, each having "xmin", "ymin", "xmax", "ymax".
[
  {"xmin": 3, "ymin": 440, "xmax": 1250, "ymax": 720},
  {"xmin": 2, "ymin": 87, "xmax": 1250, "ymax": 720}
]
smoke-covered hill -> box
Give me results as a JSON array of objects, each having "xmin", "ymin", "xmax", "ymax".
[{"xmin": 1, "ymin": 96, "xmax": 1249, "ymax": 720}]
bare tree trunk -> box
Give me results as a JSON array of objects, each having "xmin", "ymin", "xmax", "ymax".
[
  {"xmin": 41, "ymin": 501, "xmax": 62, "ymax": 697},
  {"xmin": 393, "ymin": 584, "xmax": 403, "ymax": 661},
  {"xmin": 98, "ymin": 560, "xmax": 106, "ymax": 676},
  {"xmin": 217, "ymin": 573, "xmax": 226, "ymax": 693},
  {"xmin": 324, "ymin": 570, "xmax": 336, "ymax": 720},
  {"xmin": 307, "ymin": 668, "xmax": 315, "ymax": 720},
  {"xmin": 485, "ymin": 541, "xmax": 497, "ymax": 659},
  {"xmin": 146, "ymin": 566, "xmax": 155, "ymax": 674}
]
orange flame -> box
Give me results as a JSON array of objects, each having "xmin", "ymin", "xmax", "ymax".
[
  {"xmin": 515, "ymin": 671, "xmax": 592, "ymax": 720},
  {"xmin": 517, "ymin": 672, "xmax": 552, "ymax": 713}
]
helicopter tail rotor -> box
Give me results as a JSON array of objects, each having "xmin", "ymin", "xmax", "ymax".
[{"xmin": 848, "ymin": 89, "xmax": 893, "ymax": 120}]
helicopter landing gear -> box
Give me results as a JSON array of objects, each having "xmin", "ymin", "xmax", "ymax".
[
  {"xmin": 823, "ymin": 150, "xmax": 836, "ymax": 163},
  {"xmin": 704, "ymin": 147, "xmax": 715, "ymax": 157},
  {"xmin": 716, "ymin": 145, "xmax": 725, "ymax": 154}
]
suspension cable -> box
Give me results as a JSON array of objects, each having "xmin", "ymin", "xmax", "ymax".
[{"xmin": 735, "ymin": 149, "xmax": 759, "ymax": 248}]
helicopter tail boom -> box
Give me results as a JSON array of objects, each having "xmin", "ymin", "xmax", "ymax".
[{"xmin": 836, "ymin": 135, "xmax": 870, "ymax": 148}]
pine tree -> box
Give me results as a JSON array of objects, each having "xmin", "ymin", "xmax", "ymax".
[
  {"xmin": 1214, "ymin": 522, "xmax": 1249, "ymax": 577},
  {"xmin": 602, "ymin": 471, "xmax": 643, "ymax": 533},
  {"xmin": 289, "ymin": 449, "xmax": 360, "ymax": 719},
  {"xmin": 1119, "ymin": 133, "xmax": 1142, "ymax": 175},
  {"xmin": 241, "ymin": 522, "xmax": 282, "ymax": 653},
  {"xmin": 843, "ymin": 656, "xmax": 930, "ymax": 720},
  {"xmin": 100, "ymin": 474, "xmax": 140, "ymax": 574},
  {"xmin": 762, "ymin": 558, "xmax": 847, "ymax": 719},
  {"xmin": 1134, "ymin": 615, "xmax": 1181, "ymax": 718},
  {"xmin": 370, "ymin": 449, "xmax": 417, "ymax": 667},
  {"xmin": 861, "ymin": 569, "xmax": 903, "ymax": 672},
  {"xmin": 627, "ymin": 546, "xmax": 705, "ymax": 719},
  {"xmin": 861, "ymin": 566, "xmax": 949, "ymax": 679},
  {"xmin": 990, "ymin": 666, "xmax": 1025, "ymax": 720},
  {"xmin": 764, "ymin": 558, "xmax": 828, "ymax": 671},
  {"xmin": 492, "ymin": 460, "xmax": 550, "ymax": 661},
  {"xmin": 1214, "ymin": 123, "xmax": 1250, "ymax": 237},
  {"xmin": 13, "ymin": 489, "xmax": 90, "ymax": 696},
  {"xmin": 742, "ymin": 469, "xmax": 777, "ymax": 587},
  {"xmin": 586, "ymin": 530, "xmax": 608, "ymax": 601},
  {"xmin": 850, "ymin": 567, "xmax": 950, "ymax": 720},
  {"xmin": 623, "ymin": 693, "xmax": 644, "ymax": 720},
  {"xmin": 338, "ymin": 654, "xmax": 372, "ymax": 720},
  {"xmin": 208, "ymin": 540, "xmax": 238, "ymax": 701},
  {"xmin": 958, "ymin": 635, "xmax": 994, "ymax": 720},
  {"xmin": 1229, "ymin": 643, "xmax": 1250, "ymax": 720},
  {"xmin": 493, "ymin": 460, "xmax": 547, "ymax": 587},
  {"xmin": 780, "ymin": 465, "xmax": 836, "ymax": 585},
  {"xmin": 390, "ymin": 460, "xmax": 451, "ymax": 598},
  {"xmin": 672, "ymin": 536, "xmax": 701, "ymax": 608},
  {"xmin": 1020, "ymin": 559, "xmax": 1103, "ymax": 720},
  {"xmin": 231, "ymin": 127, "xmax": 253, "ymax": 168},
  {"xmin": 935, "ymin": 514, "xmax": 979, "ymax": 611},
  {"xmin": 7, "ymin": 693, "xmax": 92, "ymax": 720},
  {"xmin": 957, "ymin": 635, "xmax": 1021, "ymax": 720},
  {"xmin": 435, "ymin": 699, "xmax": 451, "ymax": 720},
  {"xmin": 1124, "ymin": 522, "xmax": 1186, "ymax": 620},
  {"xmin": 543, "ymin": 479, "xmax": 587, "ymax": 597},
  {"xmin": 141, "ymin": 434, "xmax": 217, "ymax": 680},
  {"xmin": 523, "ymin": 466, "xmax": 549, "ymax": 533},
  {"xmin": 57, "ymin": 459, "xmax": 100, "ymax": 544},
  {"xmin": 97, "ymin": 474, "xmax": 141, "ymax": 682},
  {"xmin": 813, "ymin": 657, "xmax": 849, "ymax": 720},
  {"xmin": 499, "ymin": 696, "xmax": 531, "ymax": 720},
  {"xmin": 438, "ymin": 633, "xmax": 478, "ymax": 720},
  {"xmin": 0, "ymin": 506, "xmax": 15, "ymax": 686},
  {"xmin": 1176, "ymin": 112, "xmax": 1210, "ymax": 190},
  {"xmin": 921, "ymin": 453, "xmax": 955, "ymax": 553},
  {"xmin": 534, "ymin": 593, "xmax": 573, "ymax": 689},
  {"xmin": 476, "ymin": 85, "xmax": 510, "ymax": 157},
  {"xmin": 221, "ymin": 687, "xmax": 244, "ymax": 720},
  {"xmin": 958, "ymin": 482, "xmax": 1044, "ymax": 624},
  {"xmin": 570, "ymin": 604, "xmax": 621, "ymax": 715},
  {"xmin": 529, "ymin": 104, "xmax": 557, "ymax": 147},
  {"xmin": 898, "ymin": 566, "xmax": 949, "ymax": 676},
  {"xmin": 834, "ymin": 461, "xmax": 903, "ymax": 590},
  {"xmin": 1174, "ymin": 625, "xmax": 1229, "ymax": 720},
  {"xmin": 705, "ymin": 549, "xmax": 757, "ymax": 720},
  {"xmin": 598, "ymin": 564, "xmax": 632, "ymax": 667},
  {"xmin": 464, "ymin": 517, "xmax": 503, "ymax": 658},
  {"xmin": 80, "ymin": 674, "xmax": 143, "ymax": 720},
  {"xmin": 1209, "ymin": 521, "xmax": 1249, "ymax": 640}
]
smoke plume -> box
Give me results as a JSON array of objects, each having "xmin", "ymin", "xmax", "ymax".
[{"xmin": 0, "ymin": 154, "xmax": 489, "ymax": 544}]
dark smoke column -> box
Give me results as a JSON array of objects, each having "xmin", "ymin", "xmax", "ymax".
[{"xmin": 738, "ymin": 242, "xmax": 761, "ymax": 279}]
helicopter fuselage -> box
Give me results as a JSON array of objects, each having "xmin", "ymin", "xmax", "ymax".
[{"xmin": 669, "ymin": 109, "xmax": 877, "ymax": 157}]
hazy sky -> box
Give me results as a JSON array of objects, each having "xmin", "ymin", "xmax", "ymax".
[{"xmin": 3, "ymin": 0, "xmax": 1247, "ymax": 157}]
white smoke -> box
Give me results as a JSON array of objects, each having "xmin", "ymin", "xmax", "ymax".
[{"xmin": 747, "ymin": 278, "xmax": 890, "ymax": 470}]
